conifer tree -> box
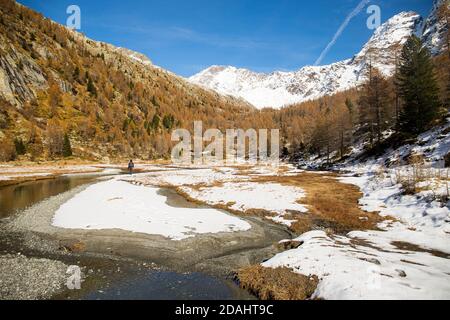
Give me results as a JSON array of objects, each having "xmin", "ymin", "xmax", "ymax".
[
  {"xmin": 14, "ymin": 138, "xmax": 26, "ymax": 155},
  {"xmin": 150, "ymin": 114, "xmax": 160, "ymax": 130},
  {"xmin": 87, "ymin": 77, "xmax": 97, "ymax": 97},
  {"xmin": 62, "ymin": 133, "xmax": 72, "ymax": 157},
  {"xmin": 396, "ymin": 35, "xmax": 441, "ymax": 135}
]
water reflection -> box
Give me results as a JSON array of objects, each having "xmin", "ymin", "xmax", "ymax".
[
  {"xmin": 0, "ymin": 176, "xmax": 99, "ymax": 218},
  {"xmin": 85, "ymin": 271, "xmax": 254, "ymax": 300}
]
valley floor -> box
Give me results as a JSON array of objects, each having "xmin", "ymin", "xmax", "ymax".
[{"xmin": 0, "ymin": 161, "xmax": 449, "ymax": 300}]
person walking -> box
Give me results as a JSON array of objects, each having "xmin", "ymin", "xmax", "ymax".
[{"xmin": 128, "ymin": 159, "xmax": 135, "ymax": 175}]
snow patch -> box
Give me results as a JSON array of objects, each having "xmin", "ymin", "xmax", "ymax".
[
  {"xmin": 181, "ymin": 182, "xmax": 308, "ymax": 226},
  {"xmin": 263, "ymin": 230, "xmax": 450, "ymax": 300},
  {"xmin": 52, "ymin": 179, "xmax": 251, "ymax": 241}
]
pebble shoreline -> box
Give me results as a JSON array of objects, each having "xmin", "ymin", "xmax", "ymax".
[{"xmin": 0, "ymin": 254, "xmax": 68, "ymax": 300}]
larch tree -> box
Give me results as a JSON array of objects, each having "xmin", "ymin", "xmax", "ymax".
[{"xmin": 358, "ymin": 63, "xmax": 392, "ymax": 145}]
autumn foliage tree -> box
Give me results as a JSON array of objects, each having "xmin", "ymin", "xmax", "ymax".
[
  {"xmin": 46, "ymin": 120, "xmax": 65, "ymax": 157},
  {"xmin": 0, "ymin": 138, "xmax": 16, "ymax": 161},
  {"xmin": 358, "ymin": 64, "xmax": 393, "ymax": 145}
]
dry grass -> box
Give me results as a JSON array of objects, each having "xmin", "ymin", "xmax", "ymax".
[
  {"xmin": 171, "ymin": 170, "xmax": 385, "ymax": 235},
  {"xmin": 144, "ymin": 167, "xmax": 389, "ymax": 301},
  {"xmin": 391, "ymin": 241, "xmax": 450, "ymax": 259},
  {"xmin": 237, "ymin": 265, "xmax": 318, "ymax": 300},
  {"xmin": 393, "ymin": 165, "xmax": 449, "ymax": 201},
  {"xmin": 58, "ymin": 240, "xmax": 86, "ymax": 253},
  {"xmin": 252, "ymin": 172, "xmax": 385, "ymax": 234}
]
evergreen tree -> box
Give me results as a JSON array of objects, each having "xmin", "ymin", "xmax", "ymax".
[
  {"xmin": 73, "ymin": 66, "xmax": 80, "ymax": 81},
  {"xmin": 150, "ymin": 114, "xmax": 160, "ymax": 130},
  {"xmin": 87, "ymin": 77, "xmax": 97, "ymax": 97},
  {"xmin": 162, "ymin": 114, "xmax": 175, "ymax": 130},
  {"xmin": 345, "ymin": 98, "xmax": 355, "ymax": 125},
  {"xmin": 62, "ymin": 133, "xmax": 73, "ymax": 157},
  {"xmin": 14, "ymin": 138, "xmax": 26, "ymax": 155},
  {"xmin": 396, "ymin": 35, "xmax": 441, "ymax": 135},
  {"xmin": 151, "ymin": 96, "xmax": 159, "ymax": 107}
]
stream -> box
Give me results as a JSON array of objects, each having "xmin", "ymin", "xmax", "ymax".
[{"xmin": 0, "ymin": 171, "xmax": 255, "ymax": 300}]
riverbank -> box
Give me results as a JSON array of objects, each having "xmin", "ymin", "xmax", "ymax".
[
  {"xmin": 0, "ymin": 163, "xmax": 382, "ymax": 300},
  {"xmin": 0, "ymin": 254, "xmax": 68, "ymax": 300},
  {"xmin": 0, "ymin": 160, "xmax": 172, "ymax": 187},
  {"xmin": 7, "ymin": 181, "xmax": 288, "ymax": 272},
  {"xmin": 0, "ymin": 170, "xmax": 292, "ymax": 301}
]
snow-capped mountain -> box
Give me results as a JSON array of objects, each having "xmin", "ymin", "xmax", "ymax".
[{"xmin": 190, "ymin": 1, "xmax": 448, "ymax": 109}]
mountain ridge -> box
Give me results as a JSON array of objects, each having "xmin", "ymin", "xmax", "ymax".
[
  {"xmin": 0, "ymin": 0, "xmax": 261, "ymax": 160},
  {"xmin": 190, "ymin": 1, "xmax": 448, "ymax": 109}
]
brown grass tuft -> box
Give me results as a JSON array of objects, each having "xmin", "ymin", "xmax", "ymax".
[{"xmin": 237, "ymin": 265, "xmax": 318, "ymax": 300}]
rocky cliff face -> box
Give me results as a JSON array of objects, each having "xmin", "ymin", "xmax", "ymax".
[
  {"xmin": 422, "ymin": 0, "xmax": 449, "ymax": 56},
  {"xmin": 190, "ymin": 2, "xmax": 448, "ymax": 109},
  {"xmin": 0, "ymin": 37, "xmax": 47, "ymax": 107},
  {"xmin": 0, "ymin": 22, "xmax": 155, "ymax": 107}
]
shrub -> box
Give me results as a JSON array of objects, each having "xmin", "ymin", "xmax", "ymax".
[{"xmin": 0, "ymin": 138, "xmax": 16, "ymax": 161}]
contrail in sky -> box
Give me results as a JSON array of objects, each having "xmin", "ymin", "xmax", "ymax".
[{"xmin": 314, "ymin": 0, "xmax": 371, "ymax": 66}]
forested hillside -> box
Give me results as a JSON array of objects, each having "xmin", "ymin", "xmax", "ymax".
[
  {"xmin": 269, "ymin": 20, "xmax": 449, "ymax": 165},
  {"xmin": 0, "ymin": 0, "xmax": 448, "ymax": 165},
  {"xmin": 0, "ymin": 0, "xmax": 275, "ymax": 161}
]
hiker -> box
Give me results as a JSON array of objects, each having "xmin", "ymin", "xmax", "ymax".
[{"xmin": 128, "ymin": 159, "xmax": 135, "ymax": 175}]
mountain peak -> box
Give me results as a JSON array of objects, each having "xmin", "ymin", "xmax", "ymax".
[
  {"xmin": 352, "ymin": 11, "xmax": 422, "ymax": 77},
  {"xmin": 189, "ymin": 4, "xmax": 444, "ymax": 109}
]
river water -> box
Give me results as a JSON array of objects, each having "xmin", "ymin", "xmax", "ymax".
[
  {"xmin": 0, "ymin": 172, "xmax": 254, "ymax": 300},
  {"xmin": 0, "ymin": 175, "xmax": 100, "ymax": 218}
]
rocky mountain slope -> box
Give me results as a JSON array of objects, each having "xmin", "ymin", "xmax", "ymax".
[
  {"xmin": 0, "ymin": 0, "xmax": 261, "ymax": 160},
  {"xmin": 190, "ymin": 0, "xmax": 449, "ymax": 109},
  {"xmin": 422, "ymin": 0, "xmax": 449, "ymax": 56}
]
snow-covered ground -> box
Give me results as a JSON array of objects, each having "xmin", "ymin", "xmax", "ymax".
[
  {"xmin": 52, "ymin": 178, "xmax": 251, "ymax": 241},
  {"xmin": 182, "ymin": 182, "xmax": 308, "ymax": 226},
  {"xmin": 263, "ymin": 170, "xmax": 450, "ymax": 299},
  {"xmin": 264, "ymin": 229, "xmax": 450, "ymax": 300},
  {"xmin": 127, "ymin": 164, "xmax": 308, "ymax": 226},
  {"xmin": 13, "ymin": 156, "xmax": 447, "ymax": 298},
  {"xmin": 262, "ymin": 119, "xmax": 450, "ymax": 300},
  {"xmin": 129, "ymin": 167, "xmax": 244, "ymax": 187}
]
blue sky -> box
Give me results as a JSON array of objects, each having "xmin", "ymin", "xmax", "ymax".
[{"xmin": 19, "ymin": 0, "xmax": 432, "ymax": 77}]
